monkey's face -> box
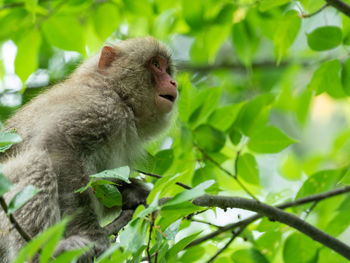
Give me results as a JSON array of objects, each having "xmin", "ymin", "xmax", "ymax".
[{"xmin": 149, "ymin": 56, "xmax": 177, "ymax": 114}]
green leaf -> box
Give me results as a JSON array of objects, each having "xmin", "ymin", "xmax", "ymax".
[
  {"xmin": 188, "ymin": 87, "xmax": 222, "ymax": 128},
  {"xmin": 248, "ymin": 126, "xmax": 297, "ymax": 153},
  {"xmin": 192, "ymin": 165, "xmax": 220, "ymax": 194},
  {"xmin": 160, "ymin": 202, "xmax": 201, "ymax": 230},
  {"xmin": 232, "ymin": 20, "xmax": 259, "ymax": 66},
  {"xmin": 42, "ymin": 16, "xmax": 85, "ymax": 53},
  {"xmin": 50, "ymin": 248, "xmax": 87, "ymax": 263},
  {"xmin": 235, "ymin": 94, "xmax": 274, "ymax": 136},
  {"xmin": 7, "ymin": 185, "xmax": 40, "ymax": 214},
  {"xmin": 229, "ymin": 127, "xmax": 242, "ymax": 145},
  {"xmin": 92, "ymin": 3, "xmax": 119, "ymax": 40},
  {"xmin": 147, "ymin": 172, "xmax": 182, "ymax": 204},
  {"xmin": 177, "ymin": 74, "xmax": 193, "ymax": 123},
  {"xmin": 163, "ymin": 180, "xmax": 214, "ymax": 207},
  {"xmin": 318, "ymin": 248, "xmax": 349, "ymax": 263},
  {"xmin": 296, "ymin": 170, "xmax": 342, "ymax": 199},
  {"xmin": 153, "ymin": 149, "xmax": 174, "ymax": 175},
  {"xmin": 237, "ymin": 153, "xmax": 260, "ymax": 185},
  {"xmin": 308, "ymin": 59, "xmax": 345, "ymax": 98},
  {"xmin": 165, "ymin": 232, "xmax": 202, "ymax": 261},
  {"xmin": 256, "ymin": 231, "xmax": 281, "ymax": 259},
  {"xmin": 259, "ymin": 0, "xmax": 291, "ymax": 12},
  {"xmin": 193, "ymin": 124, "xmax": 226, "ymax": 153},
  {"xmin": 15, "ymin": 29, "xmax": 41, "ymax": 82},
  {"xmin": 181, "ymin": 0, "xmax": 203, "ymax": 30},
  {"xmin": 307, "ymin": 26, "xmax": 342, "ymax": 51},
  {"xmin": 283, "ymin": 233, "xmax": 318, "ymax": 263},
  {"xmin": 274, "ymin": 10, "xmax": 301, "ymax": 63},
  {"xmin": 207, "ymin": 102, "xmax": 245, "ymax": 132},
  {"xmin": 342, "ymin": 58, "xmax": 350, "ymax": 95},
  {"xmin": 13, "ymin": 218, "xmax": 70, "ymax": 263},
  {"xmin": 119, "ymin": 218, "xmax": 147, "ymax": 253},
  {"xmin": 94, "ymin": 184, "xmax": 122, "ymax": 208},
  {"xmin": 280, "ymin": 154, "xmax": 303, "ymax": 181},
  {"xmin": 0, "ymin": 168, "xmax": 13, "ymax": 197},
  {"xmin": 91, "ymin": 166, "xmax": 131, "ymax": 183},
  {"xmin": 231, "ymin": 248, "xmax": 269, "ymax": 263},
  {"xmin": 325, "ymin": 209, "xmax": 350, "ymax": 236},
  {"xmin": 0, "ymin": 131, "xmax": 22, "ymax": 147}
]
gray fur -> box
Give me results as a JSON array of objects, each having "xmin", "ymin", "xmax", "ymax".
[{"xmin": 0, "ymin": 37, "xmax": 175, "ymax": 262}]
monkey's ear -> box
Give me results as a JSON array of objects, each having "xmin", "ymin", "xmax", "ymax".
[{"xmin": 98, "ymin": 46, "xmax": 118, "ymax": 70}]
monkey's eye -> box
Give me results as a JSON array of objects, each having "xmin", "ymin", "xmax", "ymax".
[{"xmin": 152, "ymin": 59, "xmax": 161, "ymax": 70}]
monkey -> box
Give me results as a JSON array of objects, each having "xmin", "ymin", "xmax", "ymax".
[{"xmin": 0, "ymin": 37, "xmax": 177, "ymax": 262}]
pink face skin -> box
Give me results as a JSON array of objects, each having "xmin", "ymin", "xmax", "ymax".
[{"xmin": 149, "ymin": 56, "xmax": 178, "ymax": 114}]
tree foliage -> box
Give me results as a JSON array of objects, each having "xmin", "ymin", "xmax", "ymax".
[{"xmin": 1, "ymin": 0, "xmax": 350, "ymax": 262}]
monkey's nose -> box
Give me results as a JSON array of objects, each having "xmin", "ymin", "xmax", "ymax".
[{"xmin": 170, "ymin": 79, "xmax": 177, "ymax": 88}]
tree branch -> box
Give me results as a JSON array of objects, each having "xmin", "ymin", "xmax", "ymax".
[
  {"xmin": 326, "ymin": 0, "xmax": 350, "ymax": 17},
  {"xmin": 0, "ymin": 196, "xmax": 32, "ymax": 242},
  {"xmin": 192, "ymin": 195, "xmax": 350, "ymax": 260},
  {"xmin": 187, "ymin": 185, "xmax": 350, "ymax": 249}
]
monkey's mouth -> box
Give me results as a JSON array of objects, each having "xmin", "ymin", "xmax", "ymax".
[{"xmin": 159, "ymin": 94, "xmax": 175, "ymax": 102}]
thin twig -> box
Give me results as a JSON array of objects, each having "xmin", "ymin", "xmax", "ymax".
[
  {"xmin": 326, "ymin": 0, "xmax": 350, "ymax": 17},
  {"xmin": 0, "ymin": 196, "xmax": 31, "ymax": 242},
  {"xmin": 195, "ymin": 146, "xmax": 258, "ymax": 201},
  {"xmin": 300, "ymin": 4, "xmax": 329, "ymax": 18},
  {"xmin": 136, "ymin": 169, "xmax": 192, "ymax": 190},
  {"xmin": 206, "ymin": 228, "xmax": 244, "ymax": 263},
  {"xmin": 189, "ymin": 218, "xmax": 223, "ymax": 228},
  {"xmin": 302, "ymin": 201, "xmax": 318, "ymax": 220}
]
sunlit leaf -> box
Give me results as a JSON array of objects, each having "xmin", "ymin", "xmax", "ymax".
[
  {"xmin": 307, "ymin": 26, "xmax": 342, "ymax": 51},
  {"xmin": 342, "ymin": 58, "xmax": 350, "ymax": 95},
  {"xmin": 283, "ymin": 233, "xmax": 318, "ymax": 263},
  {"xmin": 296, "ymin": 169, "xmax": 343, "ymax": 199},
  {"xmin": 15, "ymin": 29, "xmax": 41, "ymax": 83},
  {"xmin": 208, "ymin": 102, "xmax": 245, "ymax": 131},
  {"xmin": 259, "ymin": 0, "xmax": 291, "ymax": 12},
  {"xmin": 91, "ymin": 166, "xmax": 131, "ymax": 183},
  {"xmin": 235, "ymin": 94, "xmax": 274, "ymax": 136},
  {"xmin": 231, "ymin": 248, "xmax": 269, "ymax": 263},
  {"xmin": 309, "ymin": 59, "xmax": 345, "ymax": 98},
  {"xmin": 274, "ymin": 10, "xmax": 301, "ymax": 63},
  {"xmin": 248, "ymin": 126, "xmax": 297, "ymax": 153},
  {"xmin": 94, "ymin": 183, "xmax": 122, "ymax": 208},
  {"xmin": 232, "ymin": 19, "xmax": 259, "ymax": 66},
  {"xmin": 0, "ymin": 167, "xmax": 13, "ymax": 197},
  {"xmin": 7, "ymin": 185, "xmax": 40, "ymax": 214},
  {"xmin": 92, "ymin": 2, "xmax": 119, "ymax": 40},
  {"xmin": 13, "ymin": 218, "xmax": 70, "ymax": 263},
  {"xmin": 237, "ymin": 153, "xmax": 260, "ymax": 185},
  {"xmin": 193, "ymin": 124, "xmax": 226, "ymax": 153},
  {"xmin": 163, "ymin": 180, "xmax": 214, "ymax": 207},
  {"xmin": 42, "ymin": 16, "xmax": 85, "ymax": 53}
]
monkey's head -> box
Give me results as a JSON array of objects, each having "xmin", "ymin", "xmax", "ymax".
[{"xmin": 94, "ymin": 37, "xmax": 178, "ymax": 136}]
